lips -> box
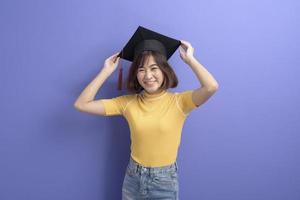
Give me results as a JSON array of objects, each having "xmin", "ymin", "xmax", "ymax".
[
  {"xmin": 144, "ymin": 81, "xmax": 156, "ymax": 86},
  {"xmin": 144, "ymin": 80, "xmax": 156, "ymax": 83}
]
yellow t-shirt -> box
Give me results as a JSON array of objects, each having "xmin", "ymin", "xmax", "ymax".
[{"xmin": 100, "ymin": 89, "xmax": 198, "ymax": 167}]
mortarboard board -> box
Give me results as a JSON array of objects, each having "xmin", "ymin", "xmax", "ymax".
[{"xmin": 116, "ymin": 26, "xmax": 181, "ymax": 90}]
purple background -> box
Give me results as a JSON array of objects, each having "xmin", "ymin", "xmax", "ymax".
[{"xmin": 1, "ymin": 0, "xmax": 299, "ymax": 199}]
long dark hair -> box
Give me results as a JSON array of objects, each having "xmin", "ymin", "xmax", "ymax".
[{"xmin": 126, "ymin": 51, "xmax": 178, "ymax": 93}]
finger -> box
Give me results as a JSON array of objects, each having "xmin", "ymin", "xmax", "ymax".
[
  {"xmin": 180, "ymin": 43, "xmax": 189, "ymax": 51},
  {"xmin": 180, "ymin": 44, "xmax": 187, "ymax": 49},
  {"xmin": 180, "ymin": 39, "xmax": 187, "ymax": 44},
  {"xmin": 111, "ymin": 53, "xmax": 118, "ymax": 62},
  {"xmin": 181, "ymin": 40, "xmax": 192, "ymax": 49},
  {"xmin": 180, "ymin": 44, "xmax": 187, "ymax": 51},
  {"xmin": 112, "ymin": 52, "xmax": 120, "ymax": 58},
  {"xmin": 180, "ymin": 40, "xmax": 190, "ymax": 46},
  {"xmin": 180, "ymin": 41, "xmax": 188, "ymax": 48},
  {"xmin": 179, "ymin": 47, "xmax": 187, "ymax": 58},
  {"xmin": 179, "ymin": 46, "xmax": 185, "ymax": 53},
  {"xmin": 109, "ymin": 52, "xmax": 119, "ymax": 60},
  {"xmin": 113, "ymin": 56, "xmax": 120, "ymax": 63}
]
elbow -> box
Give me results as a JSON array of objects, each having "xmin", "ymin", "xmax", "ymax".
[
  {"xmin": 74, "ymin": 101, "xmax": 83, "ymax": 111},
  {"xmin": 74, "ymin": 99, "xmax": 93, "ymax": 111},
  {"xmin": 206, "ymin": 83, "xmax": 219, "ymax": 92}
]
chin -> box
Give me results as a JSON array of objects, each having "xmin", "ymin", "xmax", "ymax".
[
  {"xmin": 144, "ymin": 88, "xmax": 155, "ymax": 93},
  {"xmin": 140, "ymin": 82, "xmax": 163, "ymax": 93},
  {"xmin": 144, "ymin": 87, "xmax": 161, "ymax": 93}
]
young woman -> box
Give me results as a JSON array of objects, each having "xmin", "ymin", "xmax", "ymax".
[{"xmin": 74, "ymin": 38, "xmax": 219, "ymax": 199}]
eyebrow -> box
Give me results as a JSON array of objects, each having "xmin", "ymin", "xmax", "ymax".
[{"xmin": 139, "ymin": 64, "xmax": 158, "ymax": 68}]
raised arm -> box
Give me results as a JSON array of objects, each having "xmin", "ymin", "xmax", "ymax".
[
  {"xmin": 179, "ymin": 40, "xmax": 219, "ymax": 107},
  {"xmin": 74, "ymin": 52, "xmax": 120, "ymax": 115}
]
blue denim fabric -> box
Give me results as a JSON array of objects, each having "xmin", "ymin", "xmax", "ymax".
[{"xmin": 122, "ymin": 157, "xmax": 179, "ymax": 200}]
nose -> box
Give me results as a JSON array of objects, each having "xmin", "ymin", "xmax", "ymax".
[{"xmin": 145, "ymin": 71, "xmax": 154, "ymax": 79}]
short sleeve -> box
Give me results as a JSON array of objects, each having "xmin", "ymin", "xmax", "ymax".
[
  {"xmin": 175, "ymin": 90, "xmax": 198, "ymax": 115},
  {"xmin": 100, "ymin": 95, "xmax": 135, "ymax": 116}
]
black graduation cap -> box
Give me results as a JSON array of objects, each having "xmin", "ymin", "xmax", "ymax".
[{"xmin": 116, "ymin": 26, "xmax": 181, "ymax": 90}]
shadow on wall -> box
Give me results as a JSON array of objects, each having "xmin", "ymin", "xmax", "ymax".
[
  {"xmin": 98, "ymin": 80, "xmax": 132, "ymax": 199},
  {"xmin": 102, "ymin": 116, "xmax": 131, "ymax": 199},
  {"xmin": 40, "ymin": 79, "xmax": 131, "ymax": 199},
  {"xmin": 95, "ymin": 80, "xmax": 132, "ymax": 200}
]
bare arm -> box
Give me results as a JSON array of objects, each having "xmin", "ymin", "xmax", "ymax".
[
  {"xmin": 179, "ymin": 40, "xmax": 219, "ymax": 107},
  {"xmin": 188, "ymin": 57, "xmax": 219, "ymax": 107},
  {"xmin": 74, "ymin": 52, "xmax": 120, "ymax": 115}
]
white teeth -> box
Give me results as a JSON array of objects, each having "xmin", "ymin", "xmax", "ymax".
[{"xmin": 144, "ymin": 81, "xmax": 156, "ymax": 87}]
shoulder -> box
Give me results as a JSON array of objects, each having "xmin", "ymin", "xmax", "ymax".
[
  {"xmin": 114, "ymin": 93, "xmax": 138, "ymax": 101},
  {"xmin": 101, "ymin": 93, "xmax": 138, "ymax": 107},
  {"xmin": 168, "ymin": 90, "xmax": 193, "ymax": 98},
  {"xmin": 170, "ymin": 90, "xmax": 197, "ymax": 115}
]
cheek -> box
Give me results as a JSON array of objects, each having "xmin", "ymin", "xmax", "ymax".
[
  {"xmin": 136, "ymin": 73, "xmax": 143, "ymax": 83},
  {"xmin": 157, "ymin": 71, "xmax": 164, "ymax": 81}
]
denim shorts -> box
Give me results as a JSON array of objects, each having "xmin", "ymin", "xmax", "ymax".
[{"xmin": 122, "ymin": 157, "xmax": 179, "ymax": 200}]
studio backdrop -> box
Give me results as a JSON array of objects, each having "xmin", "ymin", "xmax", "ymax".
[{"xmin": 1, "ymin": 0, "xmax": 299, "ymax": 199}]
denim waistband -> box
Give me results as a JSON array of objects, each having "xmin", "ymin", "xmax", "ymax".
[{"xmin": 127, "ymin": 157, "xmax": 178, "ymax": 175}]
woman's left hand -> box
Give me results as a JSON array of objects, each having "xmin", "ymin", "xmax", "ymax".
[{"xmin": 179, "ymin": 40, "xmax": 195, "ymax": 64}]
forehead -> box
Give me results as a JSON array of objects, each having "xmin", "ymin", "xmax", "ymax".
[{"xmin": 139, "ymin": 55, "xmax": 158, "ymax": 68}]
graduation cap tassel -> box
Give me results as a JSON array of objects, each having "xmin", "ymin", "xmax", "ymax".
[{"xmin": 117, "ymin": 53, "xmax": 123, "ymax": 90}]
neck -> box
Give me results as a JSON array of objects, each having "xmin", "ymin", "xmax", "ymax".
[{"xmin": 142, "ymin": 89, "xmax": 167, "ymax": 100}]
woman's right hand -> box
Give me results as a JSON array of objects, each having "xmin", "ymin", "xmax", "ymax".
[{"xmin": 102, "ymin": 52, "xmax": 120, "ymax": 75}]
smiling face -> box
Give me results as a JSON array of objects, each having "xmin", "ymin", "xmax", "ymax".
[
  {"xmin": 126, "ymin": 51, "xmax": 178, "ymax": 94},
  {"xmin": 136, "ymin": 55, "xmax": 165, "ymax": 94}
]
